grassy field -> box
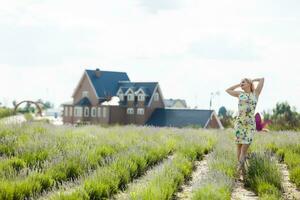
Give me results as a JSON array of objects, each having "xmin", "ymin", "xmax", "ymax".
[{"xmin": 0, "ymin": 122, "xmax": 299, "ymax": 200}]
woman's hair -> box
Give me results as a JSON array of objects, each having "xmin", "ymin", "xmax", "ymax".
[{"xmin": 243, "ymin": 78, "xmax": 255, "ymax": 92}]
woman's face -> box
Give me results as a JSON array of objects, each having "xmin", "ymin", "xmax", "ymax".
[{"xmin": 240, "ymin": 79, "xmax": 250, "ymax": 91}]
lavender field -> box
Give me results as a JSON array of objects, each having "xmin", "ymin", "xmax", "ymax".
[{"xmin": 0, "ymin": 122, "xmax": 299, "ymax": 200}]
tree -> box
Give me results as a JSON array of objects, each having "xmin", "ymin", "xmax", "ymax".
[
  {"xmin": 266, "ymin": 102, "xmax": 300, "ymax": 131},
  {"xmin": 218, "ymin": 106, "xmax": 234, "ymax": 128}
]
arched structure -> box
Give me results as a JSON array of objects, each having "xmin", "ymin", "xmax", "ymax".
[{"xmin": 14, "ymin": 100, "xmax": 43, "ymax": 116}]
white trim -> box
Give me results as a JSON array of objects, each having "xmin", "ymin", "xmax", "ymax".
[
  {"xmin": 137, "ymin": 108, "xmax": 144, "ymax": 115},
  {"xmin": 213, "ymin": 111, "xmax": 224, "ymax": 129},
  {"xmin": 91, "ymin": 107, "xmax": 97, "ymax": 117},
  {"xmin": 147, "ymin": 83, "xmax": 164, "ymax": 107},
  {"xmin": 135, "ymin": 88, "xmax": 146, "ymax": 95},
  {"xmin": 137, "ymin": 94, "xmax": 145, "ymax": 101},
  {"xmin": 85, "ymin": 71, "xmax": 99, "ymax": 99},
  {"xmin": 102, "ymin": 107, "xmax": 107, "ymax": 118},
  {"xmin": 97, "ymin": 107, "xmax": 102, "ymax": 117},
  {"xmin": 116, "ymin": 88, "xmax": 124, "ymax": 96},
  {"xmin": 71, "ymin": 71, "xmax": 99, "ymax": 99},
  {"xmin": 125, "ymin": 87, "xmax": 135, "ymax": 95},
  {"xmin": 127, "ymin": 108, "xmax": 134, "ymax": 115},
  {"xmin": 204, "ymin": 111, "xmax": 224, "ymax": 129}
]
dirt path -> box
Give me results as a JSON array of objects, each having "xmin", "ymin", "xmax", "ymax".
[
  {"xmin": 277, "ymin": 161, "xmax": 300, "ymax": 200},
  {"xmin": 175, "ymin": 153, "xmax": 210, "ymax": 200},
  {"xmin": 231, "ymin": 179, "xmax": 259, "ymax": 200}
]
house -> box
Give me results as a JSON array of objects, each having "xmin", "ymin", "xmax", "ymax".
[
  {"xmin": 164, "ymin": 99, "xmax": 187, "ymax": 108},
  {"xmin": 62, "ymin": 68, "xmax": 223, "ymax": 129}
]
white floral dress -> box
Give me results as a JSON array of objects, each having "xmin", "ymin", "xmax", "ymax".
[{"xmin": 234, "ymin": 91, "xmax": 258, "ymax": 144}]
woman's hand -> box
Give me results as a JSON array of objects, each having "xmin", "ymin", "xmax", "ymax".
[{"xmin": 226, "ymin": 83, "xmax": 241, "ymax": 97}]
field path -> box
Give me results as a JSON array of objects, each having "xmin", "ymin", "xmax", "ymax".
[
  {"xmin": 277, "ymin": 161, "xmax": 300, "ymax": 200},
  {"xmin": 175, "ymin": 153, "xmax": 210, "ymax": 200},
  {"xmin": 112, "ymin": 155, "xmax": 174, "ymax": 200},
  {"xmin": 231, "ymin": 179, "xmax": 259, "ymax": 200}
]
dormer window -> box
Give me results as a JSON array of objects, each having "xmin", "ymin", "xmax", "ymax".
[
  {"xmin": 119, "ymin": 93, "xmax": 124, "ymax": 101},
  {"xmin": 127, "ymin": 91, "xmax": 134, "ymax": 101},
  {"xmin": 154, "ymin": 92, "xmax": 159, "ymax": 101},
  {"xmin": 82, "ymin": 91, "xmax": 89, "ymax": 97},
  {"xmin": 138, "ymin": 94, "xmax": 145, "ymax": 101}
]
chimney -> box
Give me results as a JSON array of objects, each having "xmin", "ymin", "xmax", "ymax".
[{"xmin": 95, "ymin": 68, "xmax": 101, "ymax": 77}]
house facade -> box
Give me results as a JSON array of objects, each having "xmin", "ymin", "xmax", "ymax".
[{"xmin": 62, "ymin": 68, "xmax": 223, "ymax": 129}]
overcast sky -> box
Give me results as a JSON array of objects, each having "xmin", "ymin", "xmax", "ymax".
[{"xmin": 1, "ymin": 0, "xmax": 300, "ymax": 114}]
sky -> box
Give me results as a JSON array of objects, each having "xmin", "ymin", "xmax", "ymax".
[{"xmin": 1, "ymin": 0, "xmax": 300, "ymax": 114}]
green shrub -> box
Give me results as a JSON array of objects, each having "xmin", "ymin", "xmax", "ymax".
[
  {"xmin": 284, "ymin": 150, "xmax": 300, "ymax": 169},
  {"xmin": 245, "ymin": 153, "xmax": 282, "ymax": 195},
  {"xmin": 290, "ymin": 166, "xmax": 300, "ymax": 188},
  {"xmin": 257, "ymin": 180, "xmax": 281, "ymax": 198},
  {"xmin": 0, "ymin": 108, "xmax": 13, "ymax": 119},
  {"xmin": 192, "ymin": 184, "xmax": 230, "ymax": 200}
]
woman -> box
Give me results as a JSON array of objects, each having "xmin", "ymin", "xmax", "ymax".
[{"xmin": 226, "ymin": 77, "xmax": 265, "ymax": 180}]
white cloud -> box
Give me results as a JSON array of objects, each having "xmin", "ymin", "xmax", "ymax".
[{"xmin": 0, "ymin": 0, "xmax": 300, "ymax": 113}]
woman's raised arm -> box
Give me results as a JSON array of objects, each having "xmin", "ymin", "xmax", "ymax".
[
  {"xmin": 226, "ymin": 83, "xmax": 241, "ymax": 97},
  {"xmin": 253, "ymin": 78, "xmax": 265, "ymax": 97}
]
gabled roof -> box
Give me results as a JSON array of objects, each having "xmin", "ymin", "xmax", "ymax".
[
  {"xmin": 146, "ymin": 108, "xmax": 214, "ymax": 128},
  {"xmin": 117, "ymin": 82, "xmax": 158, "ymax": 106},
  {"xmin": 85, "ymin": 69, "xmax": 130, "ymax": 99},
  {"xmin": 164, "ymin": 99, "xmax": 187, "ymax": 108},
  {"xmin": 75, "ymin": 97, "xmax": 92, "ymax": 106}
]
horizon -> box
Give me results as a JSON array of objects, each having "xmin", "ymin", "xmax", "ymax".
[{"xmin": 1, "ymin": 1, "xmax": 300, "ymax": 113}]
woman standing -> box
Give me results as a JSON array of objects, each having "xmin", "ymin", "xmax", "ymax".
[{"xmin": 226, "ymin": 77, "xmax": 265, "ymax": 179}]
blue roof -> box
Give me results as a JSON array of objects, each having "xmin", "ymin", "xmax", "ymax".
[
  {"xmin": 75, "ymin": 97, "xmax": 92, "ymax": 106},
  {"xmin": 117, "ymin": 82, "xmax": 158, "ymax": 106},
  {"xmin": 146, "ymin": 108, "xmax": 214, "ymax": 128},
  {"xmin": 85, "ymin": 69, "xmax": 130, "ymax": 98}
]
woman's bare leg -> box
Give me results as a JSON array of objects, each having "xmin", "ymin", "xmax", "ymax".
[
  {"xmin": 240, "ymin": 144, "xmax": 250, "ymax": 162},
  {"xmin": 237, "ymin": 144, "xmax": 242, "ymax": 161}
]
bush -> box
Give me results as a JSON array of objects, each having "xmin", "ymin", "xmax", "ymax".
[
  {"xmin": 0, "ymin": 108, "xmax": 13, "ymax": 119},
  {"xmin": 290, "ymin": 167, "xmax": 300, "ymax": 188},
  {"xmin": 192, "ymin": 184, "xmax": 230, "ymax": 200},
  {"xmin": 245, "ymin": 153, "xmax": 282, "ymax": 196}
]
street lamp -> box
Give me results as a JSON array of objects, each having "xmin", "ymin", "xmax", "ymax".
[{"xmin": 209, "ymin": 91, "xmax": 220, "ymax": 110}]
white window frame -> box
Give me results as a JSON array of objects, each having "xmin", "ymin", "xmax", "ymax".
[
  {"xmin": 154, "ymin": 92, "xmax": 159, "ymax": 101},
  {"xmin": 82, "ymin": 91, "xmax": 89, "ymax": 97},
  {"xmin": 127, "ymin": 108, "xmax": 134, "ymax": 115},
  {"xmin": 138, "ymin": 94, "xmax": 145, "ymax": 101},
  {"xmin": 103, "ymin": 107, "xmax": 107, "ymax": 118},
  {"xmin": 69, "ymin": 107, "xmax": 73, "ymax": 117},
  {"xmin": 97, "ymin": 107, "xmax": 102, "ymax": 117},
  {"xmin": 137, "ymin": 108, "xmax": 144, "ymax": 115},
  {"xmin": 74, "ymin": 106, "xmax": 82, "ymax": 117},
  {"xmin": 64, "ymin": 107, "xmax": 68, "ymax": 117},
  {"xmin": 127, "ymin": 92, "xmax": 134, "ymax": 101},
  {"xmin": 91, "ymin": 107, "xmax": 96, "ymax": 117},
  {"xmin": 84, "ymin": 107, "xmax": 89, "ymax": 117},
  {"xmin": 119, "ymin": 94, "xmax": 124, "ymax": 101}
]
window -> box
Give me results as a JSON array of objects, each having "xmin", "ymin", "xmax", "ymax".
[
  {"xmin": 64, "ymin": 107, "xmax": 68, "ymax": 117},
  {"xmin": 119, "ymin": 94, "xmax": 124, "ymax": 101},
  {"xmin": 127, "ymin": 91, "xmax": 134, "ymax": 101},
  {"xmin": 154, "ymin": 92, "xmax": 159, "ymax": 101},
  {"xmin": 103, "ymin": 107, "xmax": 107, "ymax": 118},
  {"xmin": 137, "ymin": 108, "xmax": 144, "ymax": 115},
  {"xmin": 138, "ymin": 94, "xmax": 145, "ymax": 101},
  {"xmin": 91, "ymin": 107, "xmax": 96, "ymax": 117},
  {"xmin": 74, "ymin": 107, "xmax": 82, "ymax": 117},
  {"xmin": 84, "ymin": 107, "xmax": 89, "ymax": 117},
  {"xmin": 127, "ymin": 108, "xmax": 134, "ymax": 115},
  {"xmin": 82, "ymin": 91, "xmax": 89, "ymax": 97},
  {"xmin": 69, "ymin": 107, "xmax": 73, "ymax": 116},
  {"xmin": 97, "ymin": 107, "xmax": 102, "ymax": 117}
]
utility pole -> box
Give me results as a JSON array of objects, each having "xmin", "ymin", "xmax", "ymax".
[{"xmin": 209, "ymin": 91, "xmax": 220, "ymax": 110}]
